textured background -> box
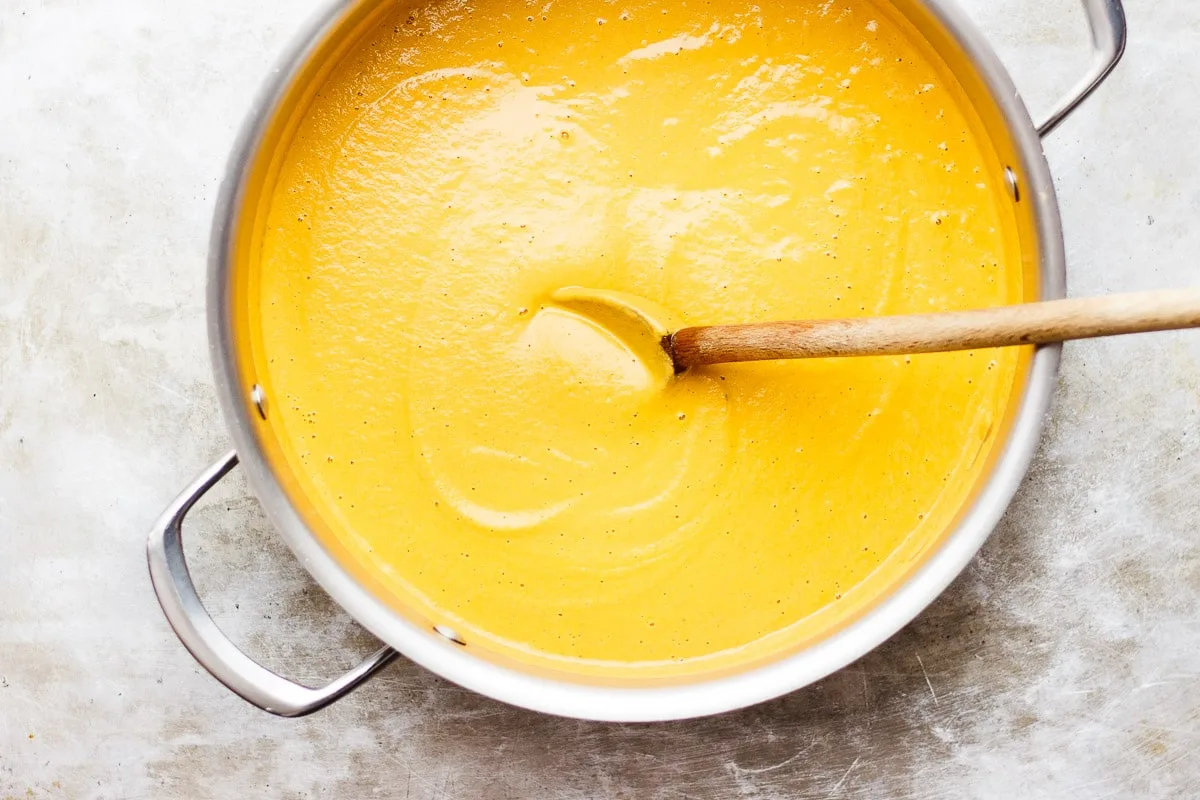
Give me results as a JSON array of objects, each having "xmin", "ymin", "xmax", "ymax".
[{"xmin": 2, "ymin": 0, "xmax": 1199, "ymax": 797}]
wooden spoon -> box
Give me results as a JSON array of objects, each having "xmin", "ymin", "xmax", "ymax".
[{"xmin": 551, "ymin": 287, "xmax": 1200, "ymax": 374}]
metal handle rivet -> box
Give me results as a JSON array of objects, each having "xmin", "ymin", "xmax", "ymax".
[
  {"xmin": 251, "ymin": 385, "xmax": 268, "ymax": 420},
  {"xmin": 1004, "ymin": 167, "xmax": 1020, "ymax": 203},
  {"xmin": 434, "ymin": 625, "xmax": 466, "ymax": 646}
]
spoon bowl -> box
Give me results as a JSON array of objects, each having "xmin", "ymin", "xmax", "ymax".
[{"xmin": 549, "ymin": 287, "xmax": 680, "ymax": 381}]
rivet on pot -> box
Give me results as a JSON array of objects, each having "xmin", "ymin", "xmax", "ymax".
[
  {"xmin": 1004, "ymin": 166, "xmax": 1020, "ymax": 203},
  {"xmin": 251, "ymin": 384, "xmax": 268, "ymax": 420},
  {"xmin": 434, "ymin": 625, "xmax": 466, "ymax": 646}
]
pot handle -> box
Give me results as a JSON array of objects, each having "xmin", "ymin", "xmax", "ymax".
[
  {"xmin": 146, "ymin": 451, "xmax": 399, "ymax": 717},
  {"xmin": 1036, "ymin": 0, "xmax": 1127, "ymax": 137}
]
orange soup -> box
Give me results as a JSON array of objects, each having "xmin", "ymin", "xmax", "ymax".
[{"xmin": 252, "ymin": 0, "xmax": 1021, "ymax": 676}]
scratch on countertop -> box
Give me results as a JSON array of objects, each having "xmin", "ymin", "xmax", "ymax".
[{"xmin": 916, "ymin": 653, "xmax": 938, "ymax": 706}]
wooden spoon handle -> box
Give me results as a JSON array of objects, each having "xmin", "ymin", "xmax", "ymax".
[{"xmin": 670, "ymin": 288, "xmax": 1200, "ymax": 369}]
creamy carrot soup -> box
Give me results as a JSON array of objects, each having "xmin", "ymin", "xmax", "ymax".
[{"xmin": 253, "ymin": 0, "xmax": 1022, "ymax": 676}]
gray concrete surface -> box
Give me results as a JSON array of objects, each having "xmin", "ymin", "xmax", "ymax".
[{"xmin": 2, "ymin": 0, "xmax": 1199, "ymax": 797}]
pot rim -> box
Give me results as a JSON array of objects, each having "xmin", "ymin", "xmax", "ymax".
[{"xmin": 208, "ymin": 0, "xmax": 1064, "ymax": 721}]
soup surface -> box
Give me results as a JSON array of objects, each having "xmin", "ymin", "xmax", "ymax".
[{"xmin": 254, "ymin": 0, "xmax": 1022, "ymax": 675}]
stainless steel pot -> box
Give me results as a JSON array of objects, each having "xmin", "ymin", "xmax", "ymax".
[{"xmin": 147, "ymin": 0, "xmax": 1126, "ymax": 721}]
